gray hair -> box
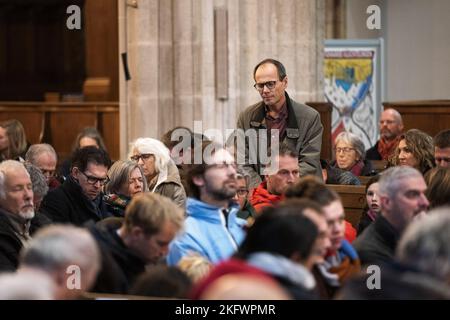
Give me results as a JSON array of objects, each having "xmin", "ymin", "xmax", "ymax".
[
  {"xmin": 334, "ymin": 131, "xmax": 366, "ymax": 160},
  {"xmin": 397, "ymin": 207, "xmax": 450, "ymax": 281},
  {"xmin": 129, "ymin": 138, "xmax": 171, "ymax": 174},
  {"xmin": 104, "ymin": 160, "xmax": 148, "ymax": 194},
  {"xmin": 0, "ymin": 160, "xmax": 30, "ymax": 199},
  {"xmin": 24, "ymin": 163, "xmax": 49, "ymax": 201},
  {"xmin": 378, "ymin": 166, "xmax": 423, "ymax": 198},
  {"xmin": 25, "ymin": 143, "xmax": 57, "ymax": 164},
  {"xmin": 0, "ymin": 272, "xmax": 54, "ymax": 300},
  {"xmin": 20, "ymin": 225, "xmax": 101, "ymax": 279}
]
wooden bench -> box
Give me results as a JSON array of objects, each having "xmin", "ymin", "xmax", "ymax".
[{"xmin": 327, "ymin": 184, "xmax": 366, "ymax": 229}]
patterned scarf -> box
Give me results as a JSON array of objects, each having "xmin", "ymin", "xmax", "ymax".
[{"xmin": 377, "ymin": 136, "xmax": 400, "ymax": 160}]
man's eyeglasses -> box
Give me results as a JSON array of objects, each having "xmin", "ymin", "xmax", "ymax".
[
  {"xmin": 253, "ymin": 80, "xmax": 279, "ymax": 92},
  {"xmin": 130, "ymin": 153, "xmax": 153, "ymax": 162},
  {"xmin": 335, "ymin": 147, "xmax": 355, "ymax": 154},
  {"xmin": 79, "ymin": 170, "xmax": 109, "ymax": 186}
]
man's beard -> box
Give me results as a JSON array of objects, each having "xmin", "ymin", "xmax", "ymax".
[
  {"xmin": 19, "ymin": 208, "xmax": 35, "ymax": 220},
  {"xmin": 205, "ymin": 180, "xmax": 236, "ymax": 201}
]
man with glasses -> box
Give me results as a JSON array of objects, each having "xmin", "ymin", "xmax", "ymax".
[
  {"xmin": 25, "ymin": 143, "xmax": 60, "ymax": 190},
  {"xmin": 236, "ymin": 58, "xmax": 323, "ymax": 189},
  {"xmin": 40, "ymin": 146, "xmax": 112, "ymax": 226},
  {"xmin": 167, "ymin": 144, "xmax": 247, "ymax": 265},
  {"xmin": 232, "ymin": 171, "xmax": 256, "ymax": 224}
]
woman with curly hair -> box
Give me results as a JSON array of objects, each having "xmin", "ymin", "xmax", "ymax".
[{"xmin": 393, "ymin": 129, "xmax": 434, "ymax": 175}]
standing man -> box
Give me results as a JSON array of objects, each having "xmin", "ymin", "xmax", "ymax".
[
  {"xmin": 366, "ymin": 108, "xmax": 404, "ymax": 161},
  {"xmin": 433, "ymin": 129, "xmax": 450, "ymax": 168},
  {"xmin": 236, "ymin": 58, "xmax": 323, "ymax": 189},
  {"xmin": 353, "ymin": 166, "xmax": 429, "ymax": 265}
]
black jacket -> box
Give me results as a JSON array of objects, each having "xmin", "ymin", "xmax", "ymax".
[
  {"xmin": 88, "ymin": 223, "xmax": 147, "ymax": 294},
  {"xmin": 0, "ymin": 209, "xmax": 50, "ymax": 272},
  {"xmin": 40, "ymin": 176, "xmax": 111, "ymax": 226},
  {"xmin": 352, "ymin": 215, "xmax": 400, "ymax": 266},
  {"xmin": 366, "ymin": 141, "xmax": 382, "ymax": 160}
]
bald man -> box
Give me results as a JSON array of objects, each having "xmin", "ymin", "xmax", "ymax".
[{"xmin": 366, "ymin": 109, "xmax": 404, "ymax": 161}]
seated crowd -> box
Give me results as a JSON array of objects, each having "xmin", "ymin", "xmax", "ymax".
[{"xmin": 0, "ymin": 110, "xmax": 450, "ymax": 300}]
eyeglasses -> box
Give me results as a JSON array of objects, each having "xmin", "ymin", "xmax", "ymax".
[
  {"xmin": 436, "ymin": 157, "xmax": 450, "ymax": 163},
  {"xmin": 253, "ymin": 80, "xmax": 279, "ymax": 92},
  {"xmin": 236, "ymin": 189, "xmax": 249, "ymax": 197},
  {"xmin": 79, "ymin": 170, "xmax": 109, "ymax": 186},
  {"xmin": 335, "ymin": 147, "xmax": 355, "ymax": 154},
  {"xmin": 130, "ymin": 153, "xmax": 153, "ymax": 162}
]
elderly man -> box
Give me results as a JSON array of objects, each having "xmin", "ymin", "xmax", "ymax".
[
  {"xmin": 236, "ymin": 58, "xmax": 323, "ymax": 188},
  {"xmin": 89, "ymin": 192, "xmax": 183, "ymax": 294},
  {"xmin": 0, "ymin": 160, "xmax": 49, "ymax": 271},
  {"xmin": 366, "ymin": 108, "xmax": 404, "ymax": 161},
  {"xmin": 353, "ymin": 166, "xmax": 429, "ymax": 265},
  {"xmin": 168, "ymin": 144, "xmax": 247, "ymax": 265},
  {"xmin": 249, "ymin": 145, "xmax": 300, "ymax": 212},
  {"xmin": 18, "ymin": 225, "xmax": 101, "ymax": 299},
  {"xmin": 40, "ymin": 146, "xmax": 111, "ymax": 226},
  {"xmin": 25, "ymin": 143, "xmax": 60, "ymax": 189},
  {"xmin": 434, "ymin": 129, "xmax": 450, "ymax": 168}
]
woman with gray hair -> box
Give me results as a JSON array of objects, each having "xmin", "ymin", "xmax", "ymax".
[
  {"xmin": 103, "ymin": 160, "xmax": 148, "ymax": 217},
  {"xmin": 129, "ymin": 138, "xmax": 186, "ymax": 207},
  {"xmin": 330, "ymin": 131, "xmax": 373, "ymax": 177}
]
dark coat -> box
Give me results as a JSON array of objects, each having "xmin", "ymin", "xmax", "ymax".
[
  {"xmin": 40, "ymin": 176, "xmax": 111, "ymax": 226},
  {"xmin": 0, "ymin": 209, "xmax": 50, "ymax": 272},
  {"xmin": 353, "ymin": 215, "xmax": 400, "ymax": 266},
  {"xmin": 366, "ymin": 141, "xmax": 382, "ymax": 160},
  {"xmin": 88, "ymin": 223, "xmax": 147, "ymax": 294},
  {"xmin": 236, "ymin": 92, "xmax": 323, "ymax": 188}
]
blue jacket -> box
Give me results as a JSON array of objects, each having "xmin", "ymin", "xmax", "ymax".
[{"xmin": 167, "ymin": 197, "xmax": 247, "ymax": 265}]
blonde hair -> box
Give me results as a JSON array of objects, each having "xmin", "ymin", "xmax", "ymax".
[
  {"xmin": 0, "ymin": 119, "xmax": 27, "ymax": 160},
  {"xmin": 123, "ymin": 193, "xmax": 184, "ymax": 236},
  {"xmin": 178, "ymin": 254, "xmax": 212, "ymax": 283}
]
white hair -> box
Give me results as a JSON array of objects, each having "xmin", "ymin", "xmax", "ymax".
[
  {"xmin": 20, "ymin": 225, "xmax": 101, "ymax": 281},
  {"xmin": 0, "ymin": 160, "xmax": 30, "ymax": 199},
  {"xmin": 25, "ymin": 143, "xmax": 57, "ymax": 164},
  {"xmin": 129, "ymin": 138, "xmax": 171, "ymax": 173},
  {"xmin": 397, "ymin": 207, "xmax": 450, "ymax": 281},
  {"xmin": 334, "ymin": 131, "xmax": 366, "ymax": 160},
  {"xmin": 0, "ymin": 272, "xmax": 55, "ymax": 300}
]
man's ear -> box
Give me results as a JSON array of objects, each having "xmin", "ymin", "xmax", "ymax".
[
  {"xmin": 130, "ymin": 226, "xmax": 145, "ymax": 239},
  {"xmin": 192, "ymin": 175, "xmax": 205, "ymax": 188},
  {"xmin": 71, "ymin": 167, "xmax": 79, "ymax": 179},
  {"xmin": 379, "ymin": 195, "xmax": 391, "ymax": 212},
  {"xmin": 282, "ymin": 76, "xmax": 288, "ymax": 89}
]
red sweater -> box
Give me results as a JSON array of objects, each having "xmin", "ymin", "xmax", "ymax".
[{"xmin": 249, "ymin": 181, "xmax": 283, "ymax": 213}]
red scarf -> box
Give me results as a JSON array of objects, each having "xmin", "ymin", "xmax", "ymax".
[{"xmin": 377, "ymin": 136, "xmax": 400, "ymax": 160}]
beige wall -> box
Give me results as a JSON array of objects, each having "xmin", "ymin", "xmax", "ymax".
[{"xmin": 346, "ymin": 0, "xmax": 450, "ymax": 101}]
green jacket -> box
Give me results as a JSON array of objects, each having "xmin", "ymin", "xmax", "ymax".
[{"xmin": 236, "ymin": 92, "xmax": 323, "ymax": 188}]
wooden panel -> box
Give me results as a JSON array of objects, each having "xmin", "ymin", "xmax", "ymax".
[
  {"xmin": 306, "ymin": 102, "xmax": 332, "ymax": 161},
  {"xmin": 384, "ymin": 100, "xmax": 450, "ymax": 137},
  {"xmin": 0, "ymin": 102, "xmax": 119, "ymax": 162},
  {"xmin": 328, "ymin": 184, "xmax": 366, "ymax": 229},
  {"xmin": 84, "ymin": 0, "xmax": 119, "ymax": 101}
]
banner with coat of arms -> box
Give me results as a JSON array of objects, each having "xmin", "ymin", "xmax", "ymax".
[{"xmin": 324, "ymin": 39, "xmax": 385, "ymax": 150}]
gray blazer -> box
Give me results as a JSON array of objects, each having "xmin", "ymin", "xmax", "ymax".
[{"xmin": 236, "ymin": 92, "xmax": 323, "ymax": 188}]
